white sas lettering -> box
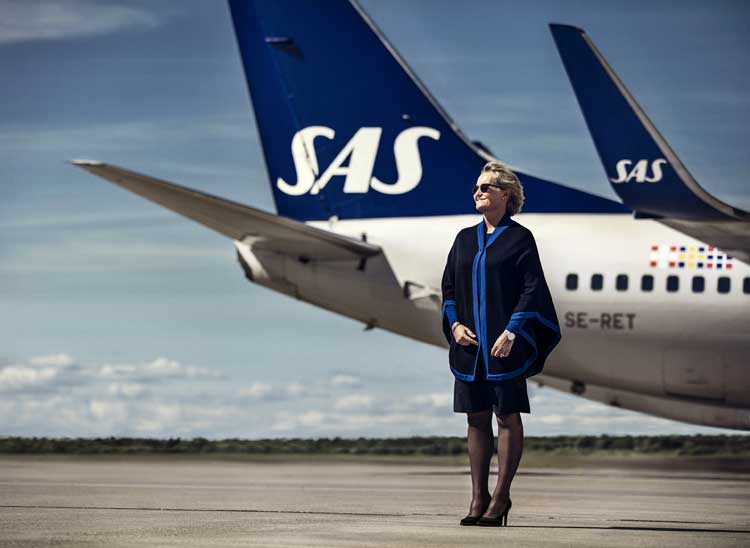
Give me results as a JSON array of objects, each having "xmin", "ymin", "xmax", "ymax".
[
  {"xmin": 610, "ymin": 159, "xmax": 668, "ymax": 183},
  {"xmin": 277, "ymin": 126, "xmax": 440, "ymax": 196}
]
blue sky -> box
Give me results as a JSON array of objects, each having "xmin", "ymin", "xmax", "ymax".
[{"xmin": 2, "ymin": 0, "xmax": 748, "ymax": 438}]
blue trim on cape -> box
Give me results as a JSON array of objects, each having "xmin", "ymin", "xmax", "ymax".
[
  {"xmin": 441, "ymin": 299, "xmax": 458, "ymax": 346},
  {"xmin": 443, "ymin": 297, "xmax": 478, "ymax": 381},
  {"xmin": 442, "ymin": 299, "xmax": 458, "ymax": 328},
  {"xmin": 456, "ymin": 215, "xmax": 561, "ymax": 382},
  {"xmin": 507, "ymin": 311, "xmax": 562, "ymax": 334},
  {"xmin": 478, "ymin": 222, "xmax": 512, "ymax": 380},
  {"xmin": 451, "ymin": 366, "xmax": 475, "ymax": 381},
  {"xmin": 485, "ymin": 311, "xmax": 562, "ymax": 381}
]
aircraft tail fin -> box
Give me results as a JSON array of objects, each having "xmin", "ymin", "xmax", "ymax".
[
  {"xmin": 227, "ymin": 1, "xmax": 628, "ymax": 221},
  {"xmin": 550, "ymin": 23, "xmax": 749, "ymax": 222}
]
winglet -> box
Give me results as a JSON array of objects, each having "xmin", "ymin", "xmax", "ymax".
[{"xmin": 70, "ymin": 159, "xmax": 104, "ymax": 167}]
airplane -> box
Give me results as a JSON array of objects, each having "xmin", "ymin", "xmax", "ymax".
[{"xmin": 71, "ymin": 1, "xmax": 749, "ymax": 431}]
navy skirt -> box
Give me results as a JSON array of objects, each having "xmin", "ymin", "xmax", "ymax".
[{"xmin": 453, "ymin": 353, "xmax": 530, "ymax": 415}]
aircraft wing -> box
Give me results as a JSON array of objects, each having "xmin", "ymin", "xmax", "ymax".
[
  {"xmin": 550, "ymin": 24, "xmax": 750, "ymax": 264},
  {"xmin": 71, "ymin": 160, "xmax": 382, "ymax": 262}
]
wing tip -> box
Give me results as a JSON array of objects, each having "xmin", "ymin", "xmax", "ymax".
[{"xmin": 70, "ymin": 158, "xmax": 104, "ymax": 167}]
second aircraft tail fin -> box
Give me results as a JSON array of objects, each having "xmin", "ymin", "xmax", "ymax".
[{"xmin": 550, "ymin": 23, "xmax": 748, "ymax": 222}]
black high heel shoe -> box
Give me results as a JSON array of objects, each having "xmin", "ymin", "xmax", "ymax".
[
  {"xmin": 459, "ymin": 495, "xmax": 492, "ymax": 526},
  {"xmin": 477, "ymin": 498, "xmax": 512, "ymax": 527}
]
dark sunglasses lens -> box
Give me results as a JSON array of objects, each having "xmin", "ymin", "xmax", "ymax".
[{"xmin": 471, "ymin": 185, "xmax": 479, "ymax": 194}]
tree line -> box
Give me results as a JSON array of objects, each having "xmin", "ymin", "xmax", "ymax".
[{"xmin": 1, "ymin": 435, "xmax": 749, "ymax": 456}]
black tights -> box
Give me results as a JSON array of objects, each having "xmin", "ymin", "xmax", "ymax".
[{"xmin": 466, "ymin": 410, "xmax": 523, "ymax": 517}]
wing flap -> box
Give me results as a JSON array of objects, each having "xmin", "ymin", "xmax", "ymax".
[{"xmin": 71, "ymin": 160, "xmax": 381, "ymax": 261}]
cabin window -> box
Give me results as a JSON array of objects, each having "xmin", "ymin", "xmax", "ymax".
[
  {"xmin": 566, "ymin": 273, "xmax": 578, "ymax": 290},
  {"xmin": 641, "ymin": 274, "xmax": 654, "ymax": 292},
  {"xmin": 744, "ymin": 277, "xmax": 750, "ymax": 294},
  {"xmin": 591, "ymin": 273, "xmax": 603, "ymax": 290},
  {"xmin": 691, "ymin": 276, "xmax": 704, "ymax": 293},
  {"xmin": 615, "ymin": 274, "xmax": 628, "ymax": 291},
  {"xmin": 717, "ymin": 276, "xmax": 731, "ymax": 294},
  {"xmin": 666, "ymin": 275, "xmax": 679, "ymax": 292}
]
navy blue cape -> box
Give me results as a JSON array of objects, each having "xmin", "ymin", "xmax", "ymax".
[{"xmin": 441, "ymin": 213, "xmax": 562, "ymax": 381}]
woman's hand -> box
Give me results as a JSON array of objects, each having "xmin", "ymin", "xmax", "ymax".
[
  {"xmin": 491, "ymin": 330, "xmax": 515, "ymax": 359},
  {"xmin": 451, "ymin": 322, "xmax": 478, "ymax": 347}
]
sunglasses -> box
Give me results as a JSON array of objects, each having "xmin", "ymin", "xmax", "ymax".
[{"xmin": 472, "ymin": 183, "xmax": 503, "ymax": 195}]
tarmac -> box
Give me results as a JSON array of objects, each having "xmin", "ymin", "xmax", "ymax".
[{"xmin": 1, "ymin": 455, "xmax": 749, "ymax": 547}]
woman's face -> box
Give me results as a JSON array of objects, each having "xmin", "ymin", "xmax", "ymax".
[{"xmin": 473, "ymin": 173, "xmax": 508, "ymax": 214}]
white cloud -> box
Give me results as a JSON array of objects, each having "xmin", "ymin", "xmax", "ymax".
[
  {"xmin": 573, "ymin": 401, "xmax": 613, "ymax": 415},
  {"xmin": 410, "ymin": 392, "xmax": 453, "ymax": 410},
  {"xmin": 29, "ymin": 353, "xmax": 75, "ymax": 368},
  {"xmin": 0, "ymin": 365, "xmax": 59, "ymax": 391},
  {"xmin": 98, "ymin": 357, "xmax": 221, "ymax": 382},
  {"xmin": 0, "ymin": 353, "xmax": 738, "ymax": 439},
  {"xmin": 89, "ymin": 399, "xmax": 128, "ymax": 423},
  {"xmin": 334, "ymin": 394, "xmax": 373, "ymax": 411},
  {"xmin": 268, "ymin": 409, "xmax": 460, "ymax": 437},
  {"xmin": 537, "ymin": 414, "xmax": 565, "ymax": 425},
  {"xmin": 107, "ymin": 382, "xmax": 146, "ymax": 398},
  {"xmin": 0, "ymin": 354, "xmax": 80, "ymax": 391},
  {"xmin": 238, "ymin": 382, "xmax": 310, "ymax": 401},
  {"xmin": 330, "ymin": 374, "xmax": 360, "ymax": 387},
  {"xmin": 0, "ymin": 1, "xmax": 162, "ymax": 45},
  {"xmin": 239, "ymin": 383, "xmax": 273, "ymax": 399}
]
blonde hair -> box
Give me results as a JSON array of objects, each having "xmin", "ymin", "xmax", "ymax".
[{"xmin": 479, "ymin": 161, "xmax": 525, "ymax": 216}]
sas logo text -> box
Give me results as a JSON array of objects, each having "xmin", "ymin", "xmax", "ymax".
[
  {"xmin": 277, "ymin": 126, "xmax": 440, "ymax": 196},
  {"xmin": 610, "ymin": 159, "xmax": 667, "ymax": 184}
]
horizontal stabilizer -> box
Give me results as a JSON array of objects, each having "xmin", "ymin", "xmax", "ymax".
[{"xmin": 70, "ymin": 160, "xmax": 381, "ymax": 261}]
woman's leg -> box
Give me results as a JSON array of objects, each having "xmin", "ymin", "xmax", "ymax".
[
  {"xmin": 484, "ymin": 412, "xmax": 523, "ymax": 517},
  {"xmin": 465, "ymin": 410, "xmax": 493, "ymax": 515}
]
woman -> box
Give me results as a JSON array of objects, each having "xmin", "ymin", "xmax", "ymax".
[{"xmin": 441, "ymin": 161, "xmax": 561, "ymax": 527}]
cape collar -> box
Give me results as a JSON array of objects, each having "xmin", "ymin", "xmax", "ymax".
[{"xmin": 476, "ymin": 211, "xmax": 512, "ymax": 251}]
